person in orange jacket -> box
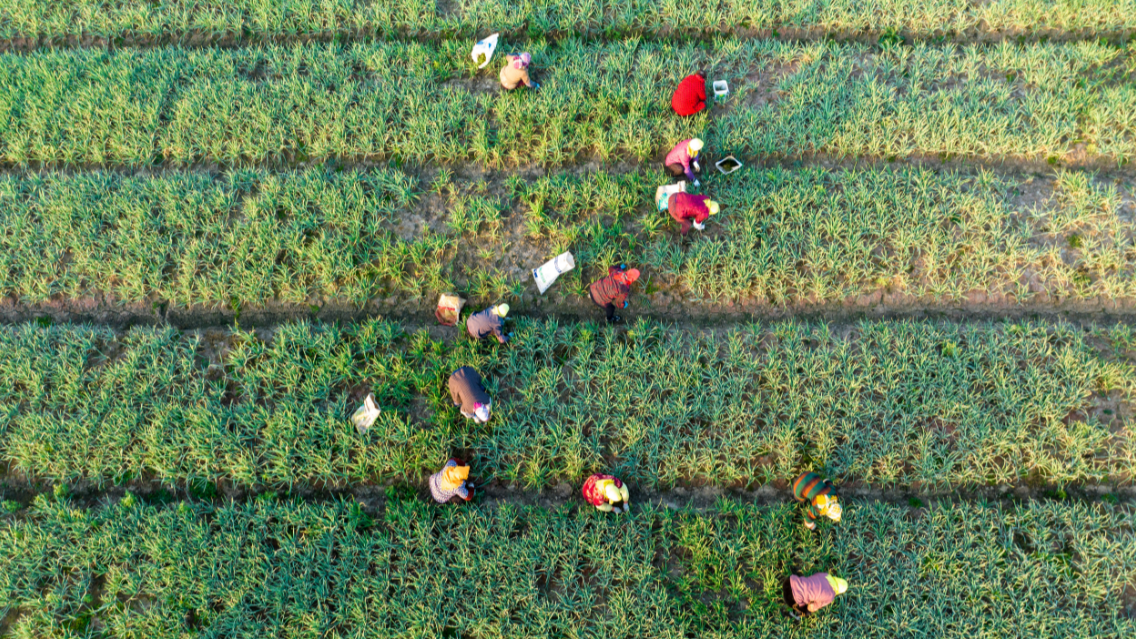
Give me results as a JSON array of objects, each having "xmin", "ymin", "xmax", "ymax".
[{"xmin": 588, "ymin": 265, "xmax": 639, "ymax": 324}]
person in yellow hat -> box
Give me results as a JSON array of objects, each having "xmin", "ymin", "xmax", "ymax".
[
  {"xmin": 429, "ymin": 458, "xmax": 476, "ymax": 503},
  {"xmin": 784, "ymin": 572, "xmax": 848, "ymax": 616},
  {"xmin": 668, "ymin": 192, "xmax": 720, "ymax": 234},
  {"xmin": 467, "ymin": 303, "xmax": 511, "ymax": 343},
  {"xmin": 791, "ymin": 471, "xmax": 842, "ymax": 530},
  {"xmin": 664, "ymin": 138, "xmax": 705, "ymax": 187},
  {"xmin": 581, "ymin": 473, "xmax": 630, "ymax": 513}
]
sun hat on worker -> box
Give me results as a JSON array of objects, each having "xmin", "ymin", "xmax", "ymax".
[
  {"xmin": 513, "ymin": 52, "xmax": 532, "ymax": 68},
  {"xmin": 825, "ymin": 575, "xmax": 848, "ymax": 595},
  {"xmin": 623, "ymin": 268, "xmax": 640, "ymax": 283},
  {"xmin": 688, "ymin": 138, "xmax": 704, "ymax": 155},
  {"xmin": 707, "ymin": 201, "xmax": 720, "ymax": 215},
  {"xmin": 475, "ymin": 404, "xmax": 491, "ymax": 422},
  {"xmin": 440, "ymin": 463, "xmax": 470, "ymax": 491},
  {"xmin": 493, "ymin": 304, "xmax": 510, "ymax": 317},
  {"xmin": 603, "ymin": 482, "xmax": 624, "ymax": 503},
  {"xmin": 816, "ymin": 494, "xmax": 841, "ymax": 521}
]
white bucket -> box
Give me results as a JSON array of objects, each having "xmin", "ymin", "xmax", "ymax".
[
  {"xmin": 533, "ymin": 252, "xmax": 575, "ymax": 294},
  {"xmin": 713, "ymin": 80, "xmax": 729, "ymax": 97},
  {"xmin": 471, "ymin": 33, "xmax": 499, "ymax": 69},
  {"xmin": 654, "ymin": 181, "xmax": 686, "ymax": 211}
]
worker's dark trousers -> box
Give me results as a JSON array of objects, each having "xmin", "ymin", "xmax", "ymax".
[
  {"xmin": 665, "ymin": 162, "xmax": 701, "ymax": 179},
  {"xmin": 589, "ymin": 291, "xmax": 618, "ymax": 322}
]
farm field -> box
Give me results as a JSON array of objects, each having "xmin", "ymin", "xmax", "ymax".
[
  {"xmin": 1, "ymin": 1, "xmax": 1135, "ymax": 637},
  {"xmin": 1, "ymin": 318, "xmax": 1132, "ymax": 488},
  {"xmin": 0, "ymin": 497, "xmax": 1133, "ymax": 638},
  {"xmin": 0, "ymin": 40, "xmax": 1133, "ymax": 169},
  {"xmin": 1, "ymin": 166, "xmax": 1133, "ymax": 317}
]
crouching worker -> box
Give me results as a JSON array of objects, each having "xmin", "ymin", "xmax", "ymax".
[
  {"xmin": 784, "ymin": 573, "xmax": 848, "ymax": 616},
  {"xmin": 448, "ymin": 366, "xmax": 492, "ymax": 423},
  {"xmin": 665, "ymin": 138, "xmax": 704, "ymax": 187},
  {"xmin": 589, "ymin": 265, "xmax": 639, "ymax": 324},
  {"xmin": 429, "ymin": 458, "xmax": 475, "ymax": 504},
  {"xmin": 467, "ymin": 304, "xmax": 511, "ymax": 343},
  {"xmin": 669, "ymin": 193, "xmax": 719, "ymax": 234},
  {"xmin": 582, "ymin": 474, "xmax": 630, "ymax": 513},
  {"xmin": 792, "ymin": 471, "xmax": 842, "ymax": 530},
  {"xmin": 671, "ymin": 72, "xmax": 707, "ymax": 116},
  {"xmin": 501, "ymin": 52, "xmax": 539, "ymax": 90}
]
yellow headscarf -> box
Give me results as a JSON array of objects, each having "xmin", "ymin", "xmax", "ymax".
[{"xmin": 440, "ymin": 464, "xmax": 469, "ymax": 491}]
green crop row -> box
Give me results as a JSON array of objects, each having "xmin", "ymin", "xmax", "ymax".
[
  {"xmin": 0, "ymin": 496, "xmax": 1132, "ymax": 638},
  {"xmin": 3, "ymin": 0, "xmax": 1135, "ymax": 42},
  {"xmin": 2, "ymin": 318, "xmax": 1132, "ymax": 488},
  {"xmin": 0, "ymin": 38, "xmax": 1131, "ymax": 168},
  {"xmin": 2, "ymin": 165, "xmax": 1133, "ymax": 310}
]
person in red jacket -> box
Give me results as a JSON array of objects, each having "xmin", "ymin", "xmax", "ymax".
[
  {"xmin": 669, "ymin": 192, "xmax": 719, "ymax": 234},
  {"xmin": 588, "ymin": 265, "xmax": 639, "ymax": 324},
  {"xmin": 671, "ymin": 72, "xmax": 707, "ymax": 116}
]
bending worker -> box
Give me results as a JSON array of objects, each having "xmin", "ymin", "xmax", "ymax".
[
  {"xmin": 467, "ymin": 304, "xmax": 510, "ymax": 343},
  {"xmin": 448, "ymin": 366, "xmax": 492, "ymax": 423},
  {"xmin": 664, "ymin": 138, "xmax": 704, "ymax": 187},
  {"xmin": 671, "ymin": 72, "xmax": 707, "ymax": 116},
  {"xmin": 429, "ymin": 458, "xmax": 475, "ymax": 503},
  {"xmin": 582, "ymin": 473, "xmax": 630, "ymax": 513},
  {"xmin": 784, "ymin": 573, "xmax": 848, "ymax": 616},
  {"xmin": 501, "ymin": 52, "xmax": 539, "ymax": 90},
  {"xmin": 669, "ymin": 192, "xmax": 719, "ymax": 234},
  {"xmin": 792, "ymin": 471, "xmax": 842, "ymax": 530},
  {"xmin": 589, "ymin": 265, "xmax": 639, "ymax": 324}
]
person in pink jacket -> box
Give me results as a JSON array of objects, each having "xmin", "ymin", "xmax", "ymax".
[
  {"xmin": 783, "ymin": 573, "xmax": 848, "ymax": 617},
  {"xmin": 664, "ymin": 138, "xmax": 704, "ymax": 186}
]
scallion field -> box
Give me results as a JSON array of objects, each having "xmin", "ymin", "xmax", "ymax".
[{"xmin": 0, "ymin": 1, "xmax": 1133, "ymax": 637}]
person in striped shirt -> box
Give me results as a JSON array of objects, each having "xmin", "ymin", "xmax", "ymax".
[
  {"xmin": 429, "ymin": 459, "xmax": 475, "ymax": 504},
  {"xmin": 792, "ymin": 471, "xmax": 842, "ymax": 530}
]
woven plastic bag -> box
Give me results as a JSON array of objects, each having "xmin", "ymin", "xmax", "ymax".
[{"xmin": 435, "ymin": 293, "xmax": 466, "ymax": 326}]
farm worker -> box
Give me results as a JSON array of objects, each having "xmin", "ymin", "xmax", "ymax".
[
  {"xmin": 664, "ymin": 138, "xmax": 704, "ymax": 186},
  {"xmin": 429, "ymin": 458, "xmax": 475, "ymax": 503},
  {"xmin": 784, "ymin": 573, "xmax": 848, "ymax": 615},
  {"xmin": 582, "ymin": 474, "xmax": 630, "ymax": 513},
  {"xmin": 671, "ymin": 72, "xmax": 707, "ymax": 116},
  {"xmin": 588, "ymin": 265, "xmax": 639, "ymax": 324},
  {"xmin": 467, "ymin": 304, "xmax": 511, "ymax": 343},
  {"xmin": 792, "ymin": 471, "xmax": 842, "ymax": 530},
  {"xmin": 500, "ymin": 52, "xmax": 539, "ymax": 90},
  {"xmin": 448, "ymin": 366, "xmax": 492, "ymax": 423},
  {"xmin": 669, "ymin": 193, "xmax": 719, "ymax": 234}
]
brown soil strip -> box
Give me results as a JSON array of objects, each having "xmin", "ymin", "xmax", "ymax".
[
  {"xmin": 0, "ymin": 473, "xmax": 1131, "ymax": 517},
  {"xmin": 6, "ymin": 294, "xmax": 1136, "ymax": 332}
]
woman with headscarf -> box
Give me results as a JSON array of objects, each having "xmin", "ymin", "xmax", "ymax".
[
  {"xmin": 582, "ymin": 474, "xmax": 630, "ymax": 513},
  {"xmin": 668, "ymin": 192, "xmax": 720, "ymax": 234},
  {"xmin": 500, "ymin": 52, "xmax": 539, "ymax": 90},
  {"xmin": 664, "ymin": 138, "xmax": 705, "ymax": 186},
  {"xmin": 429, "ymin": 458, "xmax": 475, "ymax": 503},
  {"xmin": 448, "ymin": 366, "xmax": 492, "ymax": 423},
  {"xmin": 671, "ymin": 72, "xmax": 707, "ymax": 116},
  {"xmin": 784, "ymin": 573, "xmax": 848, "ymax": 616},
  {"xmin": 588, "ymin": 265, "xmax": 639, "ymax": 324},
  {"xmin": 792, "ymin": 471, "xmax": 842, "ymax": 530}
]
